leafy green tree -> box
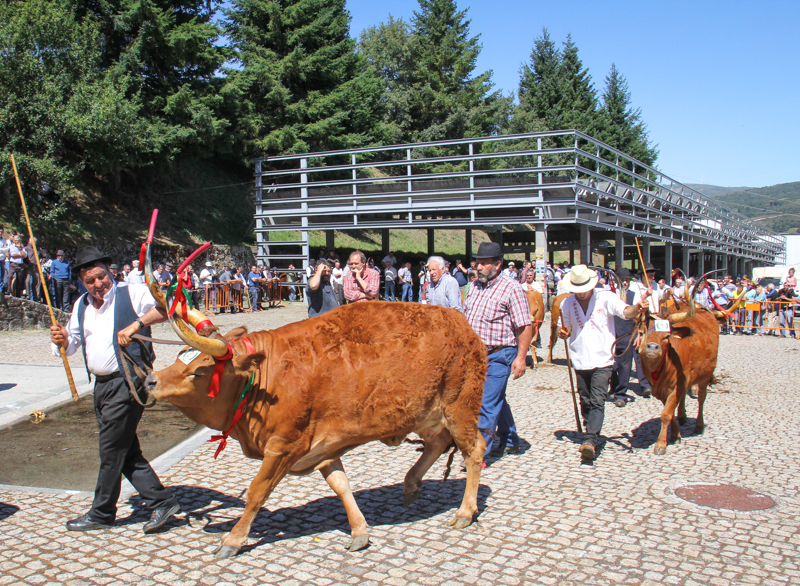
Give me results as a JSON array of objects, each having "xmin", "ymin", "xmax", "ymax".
[
  {"xmin": 69, "ymin": 0, "xmax": 231, "ymax": 160},
  {"xmin": 224, "ymin": 0, "xmax": 383, "ymax": 159},
  {"xmin": 0, "ymin": 0, "xmax": 156, "ymax": 206},
  {"xmin": 597, "ymin": 63, "xmax": 658, "ymax": 166}
]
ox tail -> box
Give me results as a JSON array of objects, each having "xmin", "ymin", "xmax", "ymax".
[{"xmin": 442, "ymin": 442, "xmax": 458, "ymax": 481}]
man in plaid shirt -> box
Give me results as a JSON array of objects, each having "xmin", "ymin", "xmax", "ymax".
[
  {"xmin": 343, "ymin": 250, "xmax": 379, "ymax": 302},
  {"xmin": 464, "ymin": 242, "xmax": 532, "ymax": 461}
]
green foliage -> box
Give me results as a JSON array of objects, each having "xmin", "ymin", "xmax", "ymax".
[
  {"xmin": 717, "ymin": 182, "xmax": 800, "ymax": 234},
  {"xmin": 224, "ymin": 0, "xmax": 383, "ymax": 160},
  {"xmin": 596, "ymin": 64, "xmax": 658, "ymax": 167}
]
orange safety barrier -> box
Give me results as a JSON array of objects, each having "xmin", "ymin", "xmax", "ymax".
[
  {"xmin": 204, "ymin": 282, "xmax": 245, "ymax": 313},
  {"xmin": 727, "ymin": 299, "xmax": 799, "ymax": 335}
]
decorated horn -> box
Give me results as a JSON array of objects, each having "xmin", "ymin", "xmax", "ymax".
[{"xmin": 168, "ymin": 312, "xmax": 230, "ymax": 357}]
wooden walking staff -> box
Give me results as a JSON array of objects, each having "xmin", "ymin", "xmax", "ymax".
[
  {"xmin": 10, "ymin": 154, "xmax": 79, "ymax": 402},
  {"xmin": 558, "ymin": 313, "xmax": 583, "ymax": 433}
]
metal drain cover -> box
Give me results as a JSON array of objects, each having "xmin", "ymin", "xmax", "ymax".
[{"xmin": 674, "ymin": 484, "xmax": 776, "ymax": 511}]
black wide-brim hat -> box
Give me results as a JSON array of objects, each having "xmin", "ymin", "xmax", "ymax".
[
  {"xmin": 473, "ymin": 242, "xmax": 502, "ymax": 259},
  {"xmin": 71, "ymin": 246, "xmax": 112, "ymax": 278}
]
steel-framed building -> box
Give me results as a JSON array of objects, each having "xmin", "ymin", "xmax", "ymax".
[{"xmin": 253, "ymin": 130, "xmax": 784, "ymax": 276}]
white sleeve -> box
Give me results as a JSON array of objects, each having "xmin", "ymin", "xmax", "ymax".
[
  {"xmin": 51, "ymin": 300, "xmax": 82, "ymax": 357},
  {"xmin": 605, "ymin": 293, "xmax": 629, "ymax": 319},
  {"xmin": 127, "ymin": 284, "xmax": 157, "ymax": 317}
]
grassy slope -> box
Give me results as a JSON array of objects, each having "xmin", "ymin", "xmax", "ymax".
[{"xmin": 716, "ymin": 182, "xmax": 800, "ymax": 234}]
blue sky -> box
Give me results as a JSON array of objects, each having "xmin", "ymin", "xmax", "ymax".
[{"xmin": 346, "ymin": 0, "xmax": 799, "ymax": 188}]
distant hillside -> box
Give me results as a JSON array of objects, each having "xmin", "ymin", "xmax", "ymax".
[
  {"xmin": 715, "ymin": 182, "xmax": 800, "ymax": 234},
  {"xmin": 685, "ymin": 184, "xmax": 752, "ymax": 198}
]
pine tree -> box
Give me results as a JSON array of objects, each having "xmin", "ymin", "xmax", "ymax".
[
  {"xmin": 597, "ymin": 64, "xmax": 658, "ymax": 166},
  {"xmin": 408, "ymin": 0, "xmax": 502, "ymax": 141},
  {"xmin": 515, "ymin": 28, "xmax": 561, "ymax": 132},
  {"xmin": 224, "ymin": 0, "xmax": 382, "ymax": 159},
  {"xmin": 557, "ymin": 35, "xmax": 598, "ymax": 134}
]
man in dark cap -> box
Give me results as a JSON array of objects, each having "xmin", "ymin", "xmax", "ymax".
[
  {"xmin": 50, "ymin": 250, "xmax": 71, "ymax": 310},
  {"xmin": 464, "ymin": 242, "xmax": 532, "ymax": 461},
  {"xmin": 609, "ymin": 268, "xmax": 651, "ymax": 406},
  {"xmin": 50, "ymin": 246, "xmax": 181, "ymax": 533}
]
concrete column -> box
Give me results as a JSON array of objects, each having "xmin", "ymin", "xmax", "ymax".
[
  {"xmin": 744, "ymin": 260, "xmax": 753, "ymax": 278},
  {"xmin": 381, "ymin": 229, "xmax": 389, "ymax": 254},
  {"xmin": 569, "ymin": 249, "xmax": 575, "ymax": 265},
  {"xmin": 580, "ymin": 224, "xmax": 591, "ymax": 265},
  {"xmin": 615, "ymin": 232, "xmax": 624, "ymax": 268},
  {"xmin": 710, "ymin": 252, "xmax": 718, "ymax": 273},
  {"xmin": 427, "ymin": 229, "xmax": 435, "ymax": 257},
  {"xmin": 664, "ymin": 242, "xmax": 673, "ymax": 276},
  {"xmin": 697, "ymin": 249, "xmax": 705, "ymax": 276},
  {"xmin": 326, "ymin": 230, "xmax": 336, "ymax": 252},
  {"xmin": 682, "ymin": 247, "xmax": 690, "ymax": 277},
  {"xmin": 535, "ymin": 226, "xmax": 548, "ymax": 306},
  {"xmin": 642, "ymin": 238, "xmax": 651, "ymax": 263},
  {"xmin": 465, "ymin": 229, "xmax": 472, "ymax": 261}
]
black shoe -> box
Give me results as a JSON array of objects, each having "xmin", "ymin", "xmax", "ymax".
[
  {"xmin": 66, "ymin": 513, "xmax": 113, "ymax": 532},
  {"xmin": 614, "ymin": 396, "xmax": 627, "ymax": 408},
  {"xmin": 143, "ymin": 504, "xmax": 181, "ymax": 534},
  {"xmin": 641, "ymin": 388, "xmax": 651, "ymax": 398}
]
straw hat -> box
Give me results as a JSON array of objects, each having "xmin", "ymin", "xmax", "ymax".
[{"xmin": 564, "ymin": 264, "xmax": 598, "ymax": 293}]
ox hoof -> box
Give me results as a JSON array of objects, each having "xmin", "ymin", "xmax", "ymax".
[
  {"xmin": 673, "ymin": 437, "xmax": 682, "ymax": 445},
  {"xmin": 694, "ymin": 425, "xmax": 705, "ymax": 435},
  {"xmin": 446, "ymin": 516, "xmax": 472, "ymax": 530},
  {"xmin": 345, "ymin": 534, "xmax": 370, "ymax": 551},
  {"xmin": 653, "ymin": 445, "xmax": 667, "ymax": 456},
  {"xmin": 214, "ymin": 545, "xmax": 239, "ymax": 560},
  {"xmin": 678, "ymin": 416, "xmax": 687, "ymax": 426},
  {"xmin": 403, "ymin": 491, "xmax": 419, "ymax": 507}
]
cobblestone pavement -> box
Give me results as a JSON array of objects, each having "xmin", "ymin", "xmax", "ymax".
[{"xmin": 1, "ymin": 303, "xmax": 799, "ymax": 585}]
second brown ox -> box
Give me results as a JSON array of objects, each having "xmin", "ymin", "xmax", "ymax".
[{"xmin": 144, "ymin": 301, "xmax": 488, "ymax": 559}]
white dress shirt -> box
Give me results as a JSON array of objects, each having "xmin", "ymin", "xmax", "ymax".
[
  {"xmin": 127, "ymin": 269, "xmax": 145, "ymax": 285},
  {"xmin": 561, "ymin": 290, "xmax": 629, "ymax": 371},
  {"xmin": 629, "ymin": 279, "xmax": 661, "ymax": 313},
  {"xmin": 52, "ymin": 283, "xmax": 156, "ymax": 375}
]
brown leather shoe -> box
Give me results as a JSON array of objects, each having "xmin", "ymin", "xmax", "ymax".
[{"xmin": 579, "ymin": 442, "xmax": 596, "ymax": 460}]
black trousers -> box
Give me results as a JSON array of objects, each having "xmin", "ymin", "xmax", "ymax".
[
  {"xmin": 53, "ymin": 279, "xmax": 70, "ymax": 311},
  {"xmin": 89, "ymin": 376, "xmax": 178, "ymax": 523},
  {"xmin": 574, "ymin": 367, "xmax": 612, "ymax": 446}
]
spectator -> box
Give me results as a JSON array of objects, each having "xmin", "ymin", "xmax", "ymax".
[
  {"xmin": 753, "ymin": 285, "xmax": 767, "ymax": 336},
  {"xmin": 50, "ymin": 249, "xmax": 71, "ymax": 310},
  {"xmin": 630, "ymin": 262, "xmax": 660, "ymax": 314},
  {"xmin": 501, "ymin": 261, "xmax": 518, "ymax": 280},
  {"xmin": 326, "ymin": 249, "xmax": 340, "ymax": 263},
  {"xmin": 382, "ymin": 251, "xmax": 397, "ymax": 267},
  {"xmin": 122, "ymin": 264, "xmax": 131, "ymax": 281},
  {"xmin": 199, "ymin": 261, "xmax": 215, "ymax": 286},
  {"xmin": 783, "ymin": 267, "xmax": 797, "ymax": 290},
  {"xmin": 185, "ymin": 266, "xmax": 200, "ymax": 309},
  {"xmin": 765, "ymin": 283, "xmax": 780, "ymax": 335},
  {"xmin": 426, "ymin": 256, "xmax": 462, "ymax": 311},
  {"xmin": 464, "ymin": 242, "xmax": 532, "ymax": 459},
  {"xmin": 7, "ymin": 234, "xmax": 26, "ymax": 297},
  {"xmin": 152, "ymin": 263, "xmax": 162, "ymax": 287},
  {"xmin": 307, "ymin": 260, "xmax": 339, "ymax": 317},
  {"xmin": 160, "ymin": 263, "xmax": 174, "ymax": 292},
  {"xmin": 398, "ymin": 261, "xmax": 413, "ymax": 302},
  {"xmin": 218, "ymin": 264, "xmax": 233, "ymax": 313},
  {"xmin": 778, "ymin": 281, "xmax": 797, "ymax": 338},
  {"xmin": 287, "ymin": 263, "xmax": 299, "ymax": 302},
  {"xmin": 318, "ymin": 247, "xmax": 327, "ymax": 260},
  {"xmin": 343, "ymin": 250, "xmax": 379, "ymax": 303},
  {"xmin": 247, "ymin": 265, "xmax": 263, "ymax": 312},
  {"xmin": 519, "ymin": 261, "xmax": 533, "ymax": 282},
  {"xmin": 521, "ymin": 270, "xmax": 542, "ymax": 293},
  {"xmin": 0, "ymin": 226, "xmax": 7, "ymax": 294},
  {"xmin": 418, "ymin": 260, "xmax": 429, "ymax": 302},
  {"xmin": 383, "ymin": 260, "xmax": 398, "ymax": 301},
  {"xmin": 24, "ymin": 237, "xmax": 39, "ymax": 302},
  {"xmin": 128, "ymin": 260, "xmax": 145, "ymax": 285},
  {"xmin": 730, "ymin": 282, "xmax": 746, "ymax": 334},
  {"xmin": 330, "ymin": 260, "xmax": 343, "ymax": 305},
  {"xmin": 108, "ymin": 264, "xmax": 119, "ymax": 279},
  {"xmin": 452, "ymin": 259, "xmax": 469, "ymax": 297}
]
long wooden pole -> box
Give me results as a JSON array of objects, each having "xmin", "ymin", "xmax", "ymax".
[
  {"xmin": 634, "ymin": 237, "xmax": 651, "ymax": 288},
  {"xmin": 10, "ymin": 154, "xmax": 79, "ymax": 401},
  {"xmin": 563, "ymin": 339, "xmax": 583, "ymax": 433}
]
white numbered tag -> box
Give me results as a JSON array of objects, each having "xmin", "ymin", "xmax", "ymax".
[
  {"xmin": 654, "ymin": 319, "xmax": 671, "ymax": 332},
  {"xmin": 179, "ymin": 349, "xmax": 201, "ymax": 365}
]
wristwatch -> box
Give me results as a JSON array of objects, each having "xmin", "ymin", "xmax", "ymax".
[{"xmin": 135, "ymin": 317, "xmax": 145, "ymax": 330}]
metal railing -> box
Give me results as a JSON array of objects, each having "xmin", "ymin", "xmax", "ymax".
[{"xmin": 253, "ymin": 130, "xmax": 785, "ymax": 265}]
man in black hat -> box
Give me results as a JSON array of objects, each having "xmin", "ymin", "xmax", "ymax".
[
  {"xmin": 50, "ymin": 249, "xmax": 71, "ymax": 310},
  {"xmin": 610, "ymin": 268, "xmax": 651, "ymax": 407},
  {"xmin": 631, "ymin": 262, "xmax": 660, "ymax": 314},
  {"xmin": 464, "ymin": 242, "xmax": 532, "ymax": 460},
  {"xmin": 50, "ymin": 246, "xmax": 181, "ymax": 533}
]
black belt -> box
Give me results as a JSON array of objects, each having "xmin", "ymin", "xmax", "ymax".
[
  {"xmin": 486, "ymin": 346, "xmax": 510, "ymax": 355},
  {"xmin": 94, "ymin": 371, "xmax": 123, "ymax": 383}
]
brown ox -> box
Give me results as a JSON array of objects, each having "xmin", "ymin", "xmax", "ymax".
[
  {"xmin": 638, "ymin": 296, "xmax": 728, "ymax": 455},
  {"xmin": 546, "ymin": 293, "xmax": 571, "ymax": 363},
  {"xmin": 145, "ymin": 302, "xmax": 487, "ymax": 559},
  {"xmin": 524, "ymin": 290, "xmax": 545, "ymax": 367}
]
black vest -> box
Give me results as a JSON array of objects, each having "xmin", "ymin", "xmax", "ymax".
[
  {"xmin": 614, "ymin": 288, "xmax": 637, "ymax": 340},
  {"xmin": 77, "ymin": 286, "xmax": 154, "ymax": 381}
]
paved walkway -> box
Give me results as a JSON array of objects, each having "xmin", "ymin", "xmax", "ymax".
[{"xmin": 1, "ymin": 305, "xmax": 798, "ymax": 585}]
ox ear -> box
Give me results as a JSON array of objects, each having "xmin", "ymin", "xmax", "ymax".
[
  {"xmin": 223, "ymin": 326, "xmax": 249, "ymax": 342},
  {"xmin": 232, "ymin": 352, "xmax": 266, "ymax": 374},
  {"xmin": 668, "ymin": 326, "xmax": 694, "ymax": 345}
]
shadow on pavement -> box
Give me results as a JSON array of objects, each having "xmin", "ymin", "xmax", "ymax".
[
  {"xmin": 156, "ymin": 479, "xmax": 491, "ymax": 554},
  {"xmin": 0, "ymin": 502, "xmax": 20, "ymax": 521},
  {"xmin": 0, "ymin": 383, "xmax": 17, "ymax": 392}
]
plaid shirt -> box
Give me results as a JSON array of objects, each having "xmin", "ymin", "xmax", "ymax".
[
  {"xmin": 465, "ymin": 274, "xmax": 532, "ymax": 347},
  {"xmin": 343, "ymin": 266, "xmax": 380, "ymax": 302}
]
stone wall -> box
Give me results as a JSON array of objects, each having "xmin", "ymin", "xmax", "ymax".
[{"xmin": 0, "ymin": 296, "xmax": 70, "ymax": 331}]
